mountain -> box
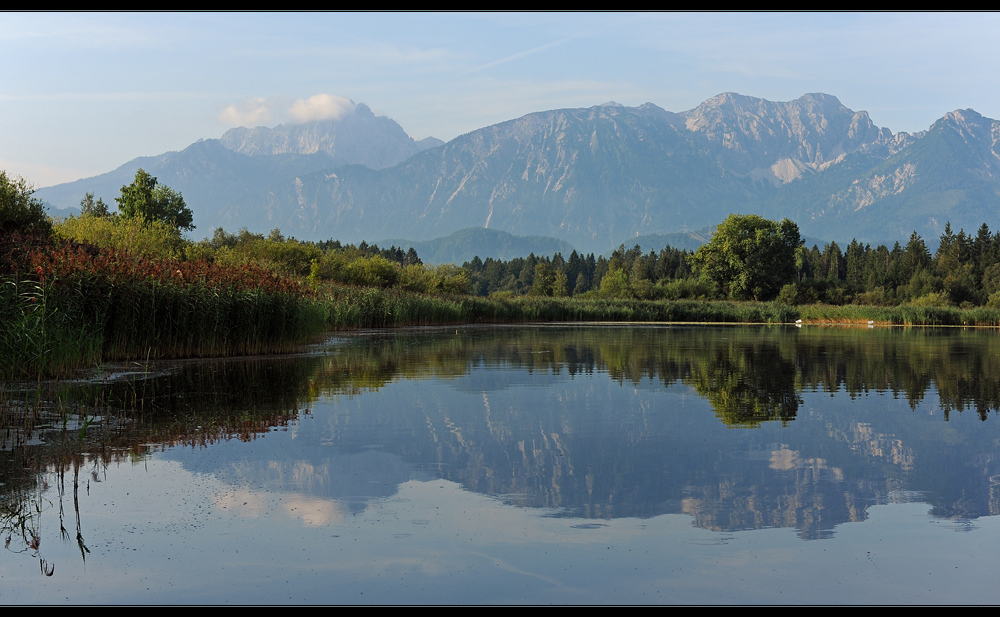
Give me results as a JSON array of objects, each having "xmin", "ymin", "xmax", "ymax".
[
  {"xmin": 37, "ymin": 140, "xmax": 341, "ymax": 224},
  {"xmin": 218, "ymin": 102, "xmax": 443, "ymax": 168},
  {"xmin": 36, "ymin": 104, "xmax": 443, "ymax": 229},
  {"xmin": 223, "ymin": 93, "xmax": 907, "ymax": 252},
  {"xmin": 609, "ymin": 227, "xmax": 829, "ymax": 257},
  {"xmin": 680, "ymin": 92, "xmax": 894, "ymax": 184},
  {"xmin": 221, "ymin": 101, "xmax": 742, "ymax": 252},
  {"xmin": 36, "ymin": 93, "xmax": 1000, "ymax": 255},
  {"xmin": 378, "ymin": 228, "xmax": 577, "ymax": 265},
  {"xmin": 763, "ymin": 108, "xmax": 1000, "ymax": 242},
  {"xmin": 623, "ymin": 229, "xmax": 716, "ymax": 253}
]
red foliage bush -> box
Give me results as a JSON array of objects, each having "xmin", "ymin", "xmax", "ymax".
[{"xmin": 1, "ymin": 232, "xmax": 310, "ymax": 296}]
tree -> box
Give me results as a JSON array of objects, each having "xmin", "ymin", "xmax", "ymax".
[
  {"xmin": 116, "ymin": 169, "xmax": 194, "ymax": 231},
  {"xmin": 692, "ymin": 214, "xmax": 801, "ymax": 301},
  {"xmin": 0, "ymin": 171, "xmax": 51, "ymax": 235},
  {"xmin": 600, "ymin": 268, "xmax": 631, "ymax": 298},
  {"xmin": 530, "ymin": 261, "xmax": 556, "ymax": 296},
  {"xmin": 79, "ymin": 191, "xmax": 111, "ymax": 218}
]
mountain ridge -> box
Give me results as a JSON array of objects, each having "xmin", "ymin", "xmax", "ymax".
[{"xmin": 35, "ymin": 93, "xmax": 1000, "ymax": 255}]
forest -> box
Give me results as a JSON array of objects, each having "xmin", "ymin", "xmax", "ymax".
[{"xmin": 462, "ymin": 222, "xmax": 1000, "ymax": 309}]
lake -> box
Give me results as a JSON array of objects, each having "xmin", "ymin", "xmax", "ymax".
[{"xmin": 4, "ymin": 324, "xmax": 1000, "ymax": 604}]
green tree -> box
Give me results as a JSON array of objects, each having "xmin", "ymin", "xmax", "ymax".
[
  {"xmin": 600, "ymin": 268, "xmax": 632, "ymax": 298},
  {"xmin": 116, "ymin": 169, "xmax": 194, "ymax": 231},
  {"xmin": 530, "ymin": 262, "xmax": 556, "ymax": 296},
  {"xmin": 691, "ymin": 214, "xmax": 802, "ymax": 301},
  {"xmin": 79, "ymin": 191, "xmax": 111, "ymax": 218},
  {"xmin": 552, "ymin": 269, "xmax": 569, "ymax": 297},
  {"xmin": 0, "ymin": 171, "xmax": 51, "ymax": 235}
]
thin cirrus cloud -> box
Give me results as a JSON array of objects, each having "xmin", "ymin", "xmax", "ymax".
[{"xmin": 458, "ymin": 36, "xmax": 574, "ymax": 77}]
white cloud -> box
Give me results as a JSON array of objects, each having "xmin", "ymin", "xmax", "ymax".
[
  {"xmin": 282, "ymin": 496, "xmax": 345, "ymax": 527},
  {"xmin": 218, "ymin": 97, "xmax": 273, "ymax": 127},
  {"xmin": 289, "ymin": 93, "xmax": 356, "ymax": 123}
]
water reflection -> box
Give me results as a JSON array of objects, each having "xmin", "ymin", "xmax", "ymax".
[{"xmin": 5, "ymin": 324, "xmax": 1000, "ymax": 580}]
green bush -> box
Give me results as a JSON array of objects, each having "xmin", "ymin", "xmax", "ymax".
[
  {"xmin": 56, "ymin": 215, "xmax": 185, "ymax": 259},
  {"xmin": 909, "ymin": 291, "xmax": 952, "ymax": 308},
  {"xmin": 852, "ymin": 287, "xmax": 897, "ymax": 307},
  {"xmin": 0, "ymin": 171, "xmax": 51, "ymax": 236},
  {"xmin": 213, "ymin": 236, "xmax": 322, "ymax": 277}
]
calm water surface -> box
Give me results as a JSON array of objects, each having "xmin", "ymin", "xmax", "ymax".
[{"xmin": 4, "ymin": 324, "xmax": 1000, "ymax": 604}]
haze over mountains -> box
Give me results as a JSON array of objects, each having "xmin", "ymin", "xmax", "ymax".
[{"xmin": 37, "ymin": 93, "xmax": 1000, "ymax": 255}]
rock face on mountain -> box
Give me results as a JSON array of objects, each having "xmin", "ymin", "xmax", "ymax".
[
  {"xmin": 680, "ymin": 92, "xmax": 893, "ymax": 185},
  {"xmin": 37, "ymin": 93, "xmax": 1000, "ymax": 253},
  {"xmin": 797, "ymin": 108, "xmax": 1000, "ymax": 241},
  {"xmin": 218, "ymin": 103, "xmax": 443, "ymax": 169}
]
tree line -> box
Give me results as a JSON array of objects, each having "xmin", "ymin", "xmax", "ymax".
[
  {"xmin": 463, "ymin": 244, "xmax": 697, "ymax": 299},
  {"xmin": 462, "ymin": 215, "xmax": 1000, "ymax": 308}
]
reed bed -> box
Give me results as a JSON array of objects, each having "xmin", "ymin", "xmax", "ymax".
[
  {"xmin": 317, "ymin": 287, "xmax": 800, "ymax": 329},
  {"xmin": 1, "ymin": 233, "xmax": 327, "ymax": 379},
  {"xmin": 319, "ymin": 288, "xmax": 1000, "ymax": 331},
  {"xmin": 798, "ymin": 303, "xmax": 1000, "ymax": 326},
  {"xmin": 500, "ymin": 297, "xmax": 799, "ymax": 324}
]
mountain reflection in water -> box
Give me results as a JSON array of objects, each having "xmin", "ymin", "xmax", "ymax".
[{"xmin": 4, "ymin": 324, "xmax": 1000, "ymax": 602}]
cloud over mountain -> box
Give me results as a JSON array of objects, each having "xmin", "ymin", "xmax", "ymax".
[{"xmin": 289, "ymin": 94, "xmax": 357, "ymax": 123}]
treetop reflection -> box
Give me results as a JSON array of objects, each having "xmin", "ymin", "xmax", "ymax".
[
  {"xmin": 320, "ymin": 325, "xmax": 1000, "ymax": 422},
  {"xmin": 6, "ymin": 324, "xmax": 1000, "ymax": 561}
]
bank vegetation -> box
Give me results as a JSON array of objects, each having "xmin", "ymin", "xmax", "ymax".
[{"xmin": 7, "ymin": 169, "xmax": 1000, "ymax": 380}]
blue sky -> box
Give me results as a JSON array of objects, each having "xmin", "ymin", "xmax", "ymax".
[{"xmin": 3, "ymin": 12, "xmax": 999, "ymax": 187}]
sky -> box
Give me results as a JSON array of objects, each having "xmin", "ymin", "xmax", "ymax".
[{"xmin": 3, "ymin": 12, "xmax": 1000, "ymax": 188}]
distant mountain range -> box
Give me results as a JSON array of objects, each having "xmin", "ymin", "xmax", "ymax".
[
  {"xmin": 37, "ymin": 102, "xmax": 442, "ymax": 224},
  {"xmin": 37, "ymin": 93, "xmax": 1000, "ymax": 255},
  {"xmin": 379, "ymin": 227, "xmax": 576, "ymax": 265}
]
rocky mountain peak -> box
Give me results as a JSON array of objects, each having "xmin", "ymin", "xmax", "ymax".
[
  {"xmin": 937, "ymin": 108, "xmax": 993, "ymax": 140},
  {"xmin": 679, "ymin": 92, "xmax": 891, "ymax": 181},
  {"xmin": 929, "ymin": 109, "xmax": 1000, "ymax": 165},
  {"xmin": 943, "ymin": 108, "xmax": 981, "ymax": 124},
  {"xmin": 218, "ymin": 102, "xmax": 440, "ymax": 170}
]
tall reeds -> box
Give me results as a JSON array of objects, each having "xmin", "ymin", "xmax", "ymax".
[
  {"xmin": 316, "ymin": 286, "xmax": 800, "ymax": 329},
  {"xmin": 799, "ymin": 303, "xmax": 1000, "ymax": 326},
  {"xmin": 0, "ymin": 233, "xmax": 327, "ymax": 379}
]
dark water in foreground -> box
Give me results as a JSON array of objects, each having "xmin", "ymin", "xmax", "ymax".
[{"xmin": 4, "ymin": 324, "xmax": 1000, "ymax": 604}]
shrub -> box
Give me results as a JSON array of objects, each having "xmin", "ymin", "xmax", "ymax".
[
  {"xmin": 0, "ymin": 171, "xmax": 51, "ymax": 236},
  {"xmin": 56, "ymin": 215, "xmax": 185, "ymax": 259},
  {"xmin": 909, "ymin": 291, "xmax": 952, "ymax": 308}
]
